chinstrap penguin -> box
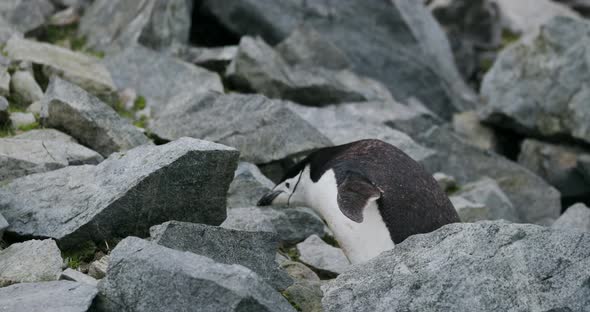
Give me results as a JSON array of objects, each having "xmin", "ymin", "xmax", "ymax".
[{"xmin": 258, "ymin": 139, "xmax": 459, "ymax": 264}]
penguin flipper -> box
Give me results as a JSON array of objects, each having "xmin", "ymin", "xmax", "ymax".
[{"xmin": 337, "ymin": 171, "xmax": 382, "ymax": 223}]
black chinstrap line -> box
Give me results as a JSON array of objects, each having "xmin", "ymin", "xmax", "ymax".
[{"xmin": 287, "ymin": 170, "xmax": 304, "ymax": 207}]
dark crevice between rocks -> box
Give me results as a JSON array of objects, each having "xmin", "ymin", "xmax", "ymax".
[
  {"xmin": 190, "ymin": 1, "xmax": 241, "ymax": 47},
  {"xmin": 562, "ymin": 195, "xmax": 590, "ymax": 213},
  {"xmin": 492, "ymin": 126, "xmax": 525, "ymax": 161}
]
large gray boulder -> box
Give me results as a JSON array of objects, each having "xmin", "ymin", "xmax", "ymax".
[
  {"xmin": 454, "ymin": 177, "xmax": 520, "ymax": 222},
  {"xmin": 79, "ymin": 0, "xmax": 192, "ymax": 52},
  {"xmin": 392, "ymin": 123, "xmax": 561, "ymax": 225},
  {"xmin": 41, "ymin": 77, "xmax": 150, "ymax": 156},
  {"xmin": 552, "ymin": 203, "xmax": 590, "ymax": 232},
  {"xmin": 275, "ymin": 25, "xmax": 350, "ymax": 70},
  {"xmin": 323, "ymin": 221, "xmax": 590, "ymax": 312},
  {"xmin": 480, "ymin": 16, "xmax": 590, "ymax": 144},
  {"xmin": 226, "ymin": 36, "xmax": 393, "ymax": 106},
  {"xmin": 222, "ymin": 207, "xmax": 326, "ymax": 244},
  {"xmin": 518, "ymin": 139, "xmax": 590, "ymax": 200},
  {"xmin": 0, "ymin": 0, "xmax": 54, "ymax": 33},
  {"xmin": 0, "ymin": 138, "xmax": 239, "ymax": 248},
  {"xmin": 0, "ymin": 138, "xmax": 103, "ymax": 181},
  {"xmin": 227, "ymin": 162, "xmax": 274, "ymax": 208},
  {"xmin": 150, "ymin": 221, "xmax": 292, "ymax": 290},
  {"xmin": 0, "ymin": 281, "xmax": 97, "ymax": 312},
  {"xmin": 149, "ymin": 91, "xmax": 331, "ymax": 164},
  {"xmin": 199, "ymin": 0, "xmax": 476, "ymax": 119},
  {"xmin": 4, "ymin": 37, "xmax": 115, "ymax": 97},
  {"xmin": 103, "ymin": 45, "xmax": 223, "ymax": 112},
  {"xmin": 95, "ymin": 237, "xmax": 296, "ymax": 312},
  {"xmin": 287, "ymin": 102, "xmax": 436, "ymax": 163},
  {"xmin": 0, "ymin": 239, "xmax": 63, "ymax": 286},
  {"xmin": 449, "ymin": 195, "xmax": 490, "ymax": 222},
  {"xmin": 10, "ymin": 70, "xmax": 43, "ymax": 106}
]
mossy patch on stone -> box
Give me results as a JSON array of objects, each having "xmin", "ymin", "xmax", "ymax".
[
  {"xmin": 281, "ymin": 291, "xmax": 303, "ymax": 312},
  {"xmin": 16, "ymin": 121, "xmax": 40, "ymax": 132},
  {"xmin": 62, "ymin": 240, "xmax": 98, "ymax": 270}
]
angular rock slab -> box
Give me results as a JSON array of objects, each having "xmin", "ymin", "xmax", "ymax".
[
  {"xmin": 296, "ymin": 235, "xmax": 351, "ymax": 276},
  {"xmin": 0, "ymin": 281, "xmax": 97, "ymax": 312},
  {"xmin": 199, "ymin": 0, "xmax": 476, "ymax": 119},
  {"xmin": 226, "ymin": 36, "xmax": 393, "ymax": 106},
  {"xmin": 227, "ymin": 162, "xmax": 275, "ymax": 208},
  {"xmin": 222, "ymin": 207, "xmax": 327, "ymax": 244},
  {"xmin": 0, "ymin": 138, "xmax": 239, "ymax": 248},
  {"xmin": 4, "ymin": 37, "xmax": 115, "ymax": 96},
  {"xmin": 449, "ymin": 195, "xmax": 490, "ymax": 222},
  {"xmin": 60, "ymin": 268, "xmax": 98, "ymax": 287},
  {"xmin": 275, "ymin": 25, "xmax": 350, "ymax": 70},
  {"xmin": 480, "ymin": 16, "xmax": 590, "ymax": 144},
  {"xmin": 552, "ymin": 203, "xmax": 590, "ymax": 232},
  {"xmin": 455, "ymin": 177, "xmax": 520, "ymax": 222},
  {"xmin": 96, "ymin": 237, "xmax": 296, "ymax": 312},
  {"xmin": 150, "ymin": 221, "xmax": 292, "ymax": 290},
  {"xmin": 150, "ymin": 91, "xmax": 331, "ymax": 164},
  {"xmin": 0, "ymin": 239, "xmax": 63, "ymax": 286},
  {"xmin": 0, "ymin": 138, "xmax": 103, "ymax": 181},
  {"xmin": 41, "ymin": 77, "xmax": 150, "ymax": 156},
  {"xmin": 79, "ymin": 0, "xmax": 192, "ymax": 51},
  {"xmin": 323, "ymin": 221, "xmax": 590, "ymax": 312},
  {"xmin": 495, "ymin": 0, "xmax": 580, "ymax": 36},
  {"xmin": 103, "ymin": 44, "xmax": 223, "ymax": 112},
  {"xmin": 0, "ymin": 0, "xmax": 55, "ymax": 33}
]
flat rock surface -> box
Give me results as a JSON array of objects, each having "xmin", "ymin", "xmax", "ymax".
[
  {"xmin": 42, "ymin": 77, "xmax": 150, "ymax": 156},
  {"xmin": 0, "ymin": 239, "xmax": 63, "ymax": 286},
  {"xmin": 150, "ymin": 91, "xmax": 331, "ymax": 164},
  {"xmin": 4, "ymin": 36, "xmax": 115, "ymax": 96},
  {"xmin": 0, "ymin": 138, "xmax": 103, "ymax": 181},
  {"xmin": 296, "ymin": 235, "xmax": 351, "ymax": 276},
  {"xmin": 323, "ymin": 221, "xmax": 590, "ymax": 312},
  {"xmin": 96, "ymin": 237, "xmax": 296, "ymax": 312},
  {"xmin": 0, "ymin": 281, "xmax": 97, "ymax": 312},
  {"xmin": 0, "ymin": 138, "xmax": 238, "ymax": 248},
  {"xmin": 150, "ymin": 221, "xmax": 292, "ymax": 290},
  {"xmin": 103, "ymin": 44, "xmax": 223, "ymax": 112},
  {"xmin": 222, "ymin": 207, "xmax": 326, "ymax": 244}
]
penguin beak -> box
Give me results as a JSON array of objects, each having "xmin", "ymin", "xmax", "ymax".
[{"xmin": 257, "ymin": 190, "xmax": 283, "ymax": 206}]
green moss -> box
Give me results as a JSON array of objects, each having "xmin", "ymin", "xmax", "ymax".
[
  {"xmin": 281, "ymin": 292, "xmax": 303, "ymax": 311},
  {"xmin": 322, "ymin": 234, "xmax": 340, "ymax": 248},
  {"xmin": 480, "ymin": 58, "xmax": 495, "ymax": 73},
  {"xmin": 42, "ymin": 24, "xmax": 79, "ymax": 46},
  {"xmin": 7, "ymin": 105, "xmax": 26, "ymax": 113},
  {"xmin": 62, "ymin": 241, "xmax": 97, "ymax": 269},
  {"xmin": 133, "ymin": 96, "xmax": 147, "ymax": 111},
  {"xmin": 17, "ymin": 121, "xmax": 40, "ymax": 132},
  {"xmin": 133, "ymin": 115, "xmax": 148, "ymax": 129},
  {"xmin": 281, "ymin": 247, "xmax": 300, "ymax": 262},
  {"xmin": 501, "ymin": 30, "xmax": 521, "ymax": 48},
  {"xmin": 0, "ymin": 125, "xmax": 14, "ymax": 137}
]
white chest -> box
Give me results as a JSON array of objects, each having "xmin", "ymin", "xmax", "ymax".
[{"xmin": 304, "ymin": 169, "xmax": 395, "ymax": 264}]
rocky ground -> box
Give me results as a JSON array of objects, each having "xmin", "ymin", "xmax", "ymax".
[{"xmin": 0, "ymin": 0, "xmax": 589, "ymax": 311}]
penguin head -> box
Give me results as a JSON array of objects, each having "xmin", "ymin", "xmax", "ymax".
[{"xmin": 257, "ymin": 165, "xmax": 310, "ymax": 207}]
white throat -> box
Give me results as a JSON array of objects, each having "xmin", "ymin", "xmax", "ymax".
[{"xmin": 300, "ymin": 168, "xmax": 395, "ymax": 264}]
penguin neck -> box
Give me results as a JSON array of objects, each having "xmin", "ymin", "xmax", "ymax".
[{"xmin": 304, "ymin": 168, "xmax": 395, "ymax": 264}]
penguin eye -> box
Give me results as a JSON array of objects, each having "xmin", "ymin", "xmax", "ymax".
[{"xmin": 285, "ymin": 182, "xmax": 291, "ymax": 189}]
